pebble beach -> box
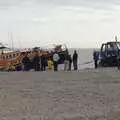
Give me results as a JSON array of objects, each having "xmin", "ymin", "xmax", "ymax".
[{"xmin": 0, "ymin": 68, "xmax": 120, "ymax": 120}]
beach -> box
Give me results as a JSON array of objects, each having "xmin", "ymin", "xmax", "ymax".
[{"xmin": 0, "ymin": 68, "xmax": 120, "ymax": 120}]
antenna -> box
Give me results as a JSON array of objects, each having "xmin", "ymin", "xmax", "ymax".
[{"xmin": 18, "ymin": 38, "xmax": 22, "ymax": 49}]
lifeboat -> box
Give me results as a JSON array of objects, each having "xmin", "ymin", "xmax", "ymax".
[{"xmin": 0, "ymin": 43, "xmax": 68, "ymax": 71}]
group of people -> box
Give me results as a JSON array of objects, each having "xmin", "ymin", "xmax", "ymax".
[
  {"xmin": 53, "ymin": 50, "xmax": 78, "ymax": 71},
  {"xmin": 21, "ymin": 50, "xmax": 78, "ymax": 72}
]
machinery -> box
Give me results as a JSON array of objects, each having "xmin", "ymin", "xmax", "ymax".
[{"xmin": 99, "ymin": 41, "xmax": 120, "ymax": 67}]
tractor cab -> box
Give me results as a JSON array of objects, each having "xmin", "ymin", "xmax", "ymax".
[{"xmin": 99, "ymin": 42, "xmax": 120, "ymax": 66}]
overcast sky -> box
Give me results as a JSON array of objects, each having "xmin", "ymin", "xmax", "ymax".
[{"xmin": 0, "ymin": 0, "xmax": 120, "ymax": 48}]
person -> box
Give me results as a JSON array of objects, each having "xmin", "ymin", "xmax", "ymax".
[
  {"xmin": 73, "ymin": 50, "xmax": 78, "ymax": 70},
  {"xmin": 32, "ymin": 51, "xmax": 40, "ymax": 71},
  {"xmin": 48, "ymin": 57, "xmax": 53, "ymax": 70},
  {"xmin": 93, "ymin": 50, "xmax": 99, "ymax": 69},
  {"xmin": 64, "ymin": 52, "xmax": 69, "ymax": 71},
  {"xmin": 41, "ymin": 54, "xmax": 47, "ymax": 71},
  {"xmin": 53, "ymin": 52, "xmax": 60, "ymax": 71},
  {"xmin": 68, "ymin": 54, "xmax": 72, "ymax": 71},
  {"xmin": 22, "ymin": 53, "xmax": 31, "ymax": 71},
  {"xmin": 117, "ymin": 51, "xmax": 120, "ymax": 70},
  {"xmin": 28, "ymin": 52, "xmax": 34, "ymax": 69}
]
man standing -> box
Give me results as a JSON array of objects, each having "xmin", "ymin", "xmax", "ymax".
[
  {"xmin": 64, "ymin": 52, "xmax": 69, "ymax": 71},
  {"xmin": 53, "ymin": 52, "xmax": 60, "ymax": 71},
  {"xmin": 22, "ymin": 53, "xmax": 31, "ymax": 71},
  {"xmin": 117, "ymin": 51, "xmax": 120, "ymax": 70},
  {"xmin": 73, "ymin": 50, "xmax": 78, "ymax": 70},
  {"xmin": 41, "ymin": 54, "xmax": 47, "ymax": 71},
  {"xmin": 68, "ymin": 54, "xmax": 72, "ymax": 71},
  {"xmin": 93, "ymin": 50, "xmax": 99, "ymax": 69},
  {"xmin": 33, "ymin": 51, "xmax": 40, "ymax": 71}
]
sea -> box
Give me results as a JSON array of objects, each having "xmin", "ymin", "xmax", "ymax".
[{"xmin": 59, "ymin": 48, "xmax": 97, "ymax": 70}]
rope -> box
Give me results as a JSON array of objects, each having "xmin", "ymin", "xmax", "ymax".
[{"xmin": 78, "ymin": 60, "xmax": 93, "ymax": 66}]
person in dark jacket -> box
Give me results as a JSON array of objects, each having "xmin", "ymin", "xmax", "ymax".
[
  {"xmin": 93, "ymin": 51, "xmax": 99, "ymax": 69},
  {"xmin": 117, "ymin": 51, "xmax": 120, "ymax": 70},
  {"xmin": 41, "ymin": 54, "xmax": 47, "ymax": 71},
  {"xmin": 73, "ymin": 50, "xmax": 78, "ymax": 70},
  {"xmin": 22, "ymin": 53, "xmax": 31, "ymax": 71},
  {"xmin": 33, "ymin": 52, "xmax": 40, "ymax": 71},
  {"xmin": 68, "ymin": 54, "xmax": 72, "ymax": 71}
]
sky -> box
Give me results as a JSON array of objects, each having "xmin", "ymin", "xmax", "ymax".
[{"xmin": 0, "ymin": 0, "xmax": 120, "ymax": 48}]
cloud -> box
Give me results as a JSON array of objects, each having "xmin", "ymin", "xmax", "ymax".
[
  {"xmin": 0, "ymin": 0, "xmax": 117, "ymax": 24},
  {"xmin": 0, "ymin": 0, "xmax": 119, "ymax": 48},
  {"xmin": 31, "ymin": 18, "xmax": 49, "ymax": 23},
  {"xmin": 34, "ymin": 0, "xmax": 120, "ymax": 10},
  {"xmin": 0, "ymin": 0, "xmax": 119, "ymax": 10},
  {"xmin": 0, "ymin": 0, "xmax": 20, "ymax": 8}
]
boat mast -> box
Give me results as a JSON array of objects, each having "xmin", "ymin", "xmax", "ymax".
[
  {"xmin": 115, "ymin": 36, "xmax": 118, "ymax": 42},
  {"xmin": 8, "ymin": 32, "xmax": 9, "ymax": 46},
  {"xmin": 11, "ymin": 32, "xmax": 14, "ymax": 50}
]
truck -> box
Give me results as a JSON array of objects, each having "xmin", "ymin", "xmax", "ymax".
[{"xmin": 99, "ymin": 41, "xmax": 120, "ymax": 67}]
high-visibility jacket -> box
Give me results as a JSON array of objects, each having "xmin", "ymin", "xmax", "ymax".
[{"xmin": 48, "ymin": 60, "xmax": 53, "ymax": 70}]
